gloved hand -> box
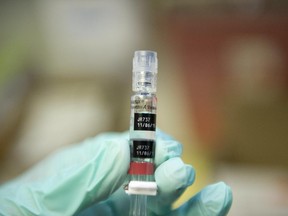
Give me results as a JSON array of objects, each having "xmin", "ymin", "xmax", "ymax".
[{"xmin": 0, "ymin": 130, "xmax": 232, "ymax": 216}]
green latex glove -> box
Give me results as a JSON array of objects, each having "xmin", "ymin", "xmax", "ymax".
[{"xmin": 0, "ymin": 131, "xmax": 232, "ymax": 216}]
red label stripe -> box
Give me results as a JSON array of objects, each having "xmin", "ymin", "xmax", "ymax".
[{"xmin": 128, "ymin": 162, "xmax": 154, "ymax": 175}]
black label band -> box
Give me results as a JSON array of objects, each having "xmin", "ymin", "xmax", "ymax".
[
  {"xmin": 134, "ymin": 113, "xmax": 156, "ymax": 131},
  {"xmin": 132, "ymin": 140, "xmax": 155, "ymax": 158}
]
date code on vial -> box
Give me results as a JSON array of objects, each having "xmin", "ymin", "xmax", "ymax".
[
  {"xmin": 134, "ymin": 113, "xmax": 156, "ymax": 131},
  {"xmin": 132, "ymin": 140, "xmax": 155, "ymax": 158}
]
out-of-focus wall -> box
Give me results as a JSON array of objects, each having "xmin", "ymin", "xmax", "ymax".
[
  {"xmin": 0, "ymin": 0, "xmax": 149, "ymax": 181},
  {"xmin": 157, "ymin": 1, "xmax": 288, "ymax": 214},
  {"xmin": 163, "ymin": 5, "xmax": 288, "ymax": 167}
]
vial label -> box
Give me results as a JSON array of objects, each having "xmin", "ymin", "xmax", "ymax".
[
  {"xmin": 132, "ymin": 140, "xmax": 155, "ymax": 158},
  {"xmin": 131, "ymin": 98, "xmax": 157, "ymax": 113},
  {"xmin": 134, "ymin": 113, "xmax": 156, "ymax": 131}
]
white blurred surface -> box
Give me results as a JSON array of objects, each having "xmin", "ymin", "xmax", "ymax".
[
  {"xmin": 0, "ymin": 81, "xmax": 115, "ymax": 182},
  {"xmin": 216, "ymin": 165, "xmax": 288, "ymax": 216},
  {"xmin": 37, "ymin": 0, "xmax": 146, "ymax": 76}
]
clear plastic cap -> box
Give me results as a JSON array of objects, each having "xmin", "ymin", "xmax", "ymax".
[{"xmin": 132, "ymin": 50, "xmax": 158, "ymax": 93}]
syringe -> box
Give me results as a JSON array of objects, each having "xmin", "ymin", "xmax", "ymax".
[{"xmin": 125, "ymin": 50, "xmax": 158, "ymax": 216}]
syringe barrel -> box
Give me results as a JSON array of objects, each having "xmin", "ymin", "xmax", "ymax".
[{"xmin": 129, "ymin": 50, "xmax": 158, "ymax": 184}]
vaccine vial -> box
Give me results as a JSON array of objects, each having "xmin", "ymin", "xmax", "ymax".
[{"xmin": 126, "ymin": 50, "xmax": 158, "ymax": 196}]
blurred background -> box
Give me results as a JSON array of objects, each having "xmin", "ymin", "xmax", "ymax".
[{"xmin": 1, "ymin": 0, "xmax": 288, "ymax": 215}]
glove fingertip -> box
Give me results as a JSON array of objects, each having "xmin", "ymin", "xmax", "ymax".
[
  {"xmin": 198, "ymin": 181, "xmax": 233, "ymax": 216},
  {"xmin": 155, "ymin": 158, "xmax": 195, "ymax": 194},
  {"xmin": 155, "ymin": 139, "xmax": 183, "ymax": 166}
]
